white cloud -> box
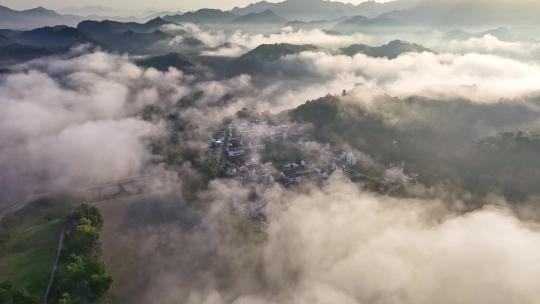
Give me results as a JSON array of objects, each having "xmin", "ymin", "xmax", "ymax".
[
  {"xmin": 0, "ymin": 51, "xmax": 190, "ymax": 198},
  {"xmin": 425, "ymin": 34, "xmax": 540, "ymax": 59},
  {"xmin": 258, "ymin": 177, "xmax": 540, "ymax": 304},
  {"xmin": 287, "ymin": 51, "xmax": 540, "ymax": 103},
  {"xmin": 162, "ymin": 25, "xmax": 371, "ymax": 57},
  {"xmin": 113, "ymin": 177, "xmax": 540, "ymax": 304}
]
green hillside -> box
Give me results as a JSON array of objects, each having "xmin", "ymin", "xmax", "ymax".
[{"xmin": 0, "ymin": 197, "xmax": 72, "ymax": 300}]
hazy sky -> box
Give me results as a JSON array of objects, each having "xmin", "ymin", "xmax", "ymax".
[{"xmin": 0, "ymin": 0, "xmax": 389, "ymax": 13}]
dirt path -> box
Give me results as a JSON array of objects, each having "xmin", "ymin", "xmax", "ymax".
[{"xmin": 42, "ymin": 228, "xmax": 65, "ymax": 304}]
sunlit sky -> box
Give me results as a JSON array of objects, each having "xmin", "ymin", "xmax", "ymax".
[{"xmin": 0, "ymin": 0, "xmax": 391, "ymax": 13}]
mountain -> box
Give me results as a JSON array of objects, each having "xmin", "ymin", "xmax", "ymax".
[
  {"xmin": 0, "ymin": 5, "xmax": 82, "ymax": 29},
  {"xmin": 59, "ymin": 6, "xmax": 158, "ymax": 23},
  {"xmin": 136, "ymin": 52, "xmax": 210, "ymax": 76},
  {"xmin": 240, "ymin": 43, "xmax": 319, "ymax": 61},
  {"xmin": 334, "ymin": 15, "xmax": 406, "ymax": 32},
  {"xmin": 444, "ymin": 27, "xmax": 516, "ymax": 41},
  {"xmin": 0, "ymin": 42, "xmax": 65, "ymax": 69},
  {"xmin": 0, "ymin": 34, "xmax": 12, "ymax": 47},
  {"xmin": 230, "ymin": 0, "xmax": 420, "ymax": 21},
  {"xmin": 0, "ymin": 29, "xmax": 21, "ymax": 38},
  {"xmin": 383, "ymin": 0, "xmax": 540, "ymax": 26},
  {"xmin": 59, "ymin": 5, "xmax": 128, "ymax": 16},
  {"xmin": 97, "ymin": 30, "xmax": 173, "ymax": 54},
  {"xmin": 224, "ymin": 43, "xmax": 321, "ymax": 76},
  {"xmin": 14, "ymin": 25, "xmax": 97, "ymax": 48},
  {"xmin": 18, "ymin": 6, "xmax": 59, "ymax": 17},
  {"xmin": 336, "ymin": 15, "xmax": 370, "ymax": 25},
  {"xmin": 353, "ymin": 0, "xmax": 422, "ymax": 18},
  {"xmin": 163, "ymin": 9, "xmax": 237, "ymax": 24},
  {"xmin": 144, "ymin": 17, "xmax": 174, "ymax": 29},
  {"xmin": 231, "ymin": 0, "xmax": 353, "ymax": 21},
  {"xmin": 0, "ymin": 43, "xmax": 60, "ymax": 60},
  {"xmin": 340, "ymin": 40, "xmax": 431, "ymax": 59},
  {"xmin": 444, "ymin": 29, "xmax": 475, "ymax": 40},
  {"xmin": 75, "ymin": 17, "xmax": 181, "ymax": 54},
  {"xmin": 230, "ymin": 10, "xmax": 287, "ymax": 24},
  {"xmin": 285, "ymin": 18, "xmax": 346, "ymax": 30},
  {"xmin": 77, "ymin": 17, "xmax": 173, "ymax": 36},
  {"xmin": 144, "ymin": 10, "xmax": 183, "ymax": 20}
]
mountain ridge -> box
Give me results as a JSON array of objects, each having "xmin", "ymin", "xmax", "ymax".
[
  {"xmin": 382, "ymin": 0, "xmax": 540, "ymax": 26},
  {"xmin": 230, "ymin": 9, "xmax": 287, "ymax": 24},
  {"xmin": 0, "ymin": 5, "xmax": 82, "ymax": 29},
  {"xmin": 163, "ymin": 9, "xmax": 237, "ymax": 24},
  {"xmin": 340, "ymin": 40, "xmax": 432, "ymax": 58},
  {"xmin": 231, "ymin": 0, "xmax": 420, "ymax": 21}
]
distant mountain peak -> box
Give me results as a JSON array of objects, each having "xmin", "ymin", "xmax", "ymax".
[
  {"xmin": 0, "ymin": 4, "xmax": 82, "ymax": 29},
  {"xmin": 345, "ymin": 15, "xmax": 370, "ymax": 22},
  {"xmin": 163, "ymin": 8, "xmax": 237, "ymax": 24},
  {"xmin": 231, "ymin": 9, "xmax": 287, "ymax": 24},
  {"xmin": 231, "ymin": 0, "xmax": 418, "ymax": 20},
  {"xmin": 145, "ymin": 16, "xmax": 170, "ymax": 26},
  {"xmin": 383, "ymin": 0, "xmax": 540, "ymax": 26},
  {"xmin": 24, "ymin": 6, "xmax": 59, "ymax": 15}
]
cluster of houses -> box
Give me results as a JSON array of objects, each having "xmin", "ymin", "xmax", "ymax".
[
  {"xmin": 209, "ymin": 121, "xmax": 285, "ymax": 183},
  {"xmin": 210, "ymin": 121, "xmax": 356, "ymax": 185},
  {"xmin": 208, "ymin": 121, "xmax": 416, "ymax": 190}
]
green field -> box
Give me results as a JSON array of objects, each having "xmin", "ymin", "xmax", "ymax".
[{"xmin": 0, "ymin": 197, "xmax": 72, "ymax": 299}]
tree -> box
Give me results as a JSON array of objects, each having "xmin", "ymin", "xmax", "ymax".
[
  {"xmin": 236, "ymin": 107, "xmax": 250, "ymax": 119},
  {"xmin": 51, "ymin": 204, "xmax": 112, "ymax": 304},
  {"xmin": 202, "ymin": 156, "xmax": 222, "ymax": 180},
  {"xmin": 0, "ymin": 281, "xmax": 37, "ymax": 304},
  {"xmin": 66, "ymin": 204, "xmax": 103, "ymax": 229},
  {"xmin": 166, "ymin": 149, "xmax": 184, "ymax": 166},
  {"xmin": 54, "ymin": 254, "xmax": 112, "ymax": 303},
  {"xmin": 0, "ymin": 281, "xmax": 12, "ymax": 303},
  {"xmin": 64, "ymin": 218, "xmax": 101, "ymax": 257},
  {"xmin": 88, "ymin": 272, "xmax": 113, "ymax": 302},
  {"xmin": 11, "ymin": 290, "xmax": 36, "ymax": 304},
  {"xmin": 58, "ymin": 293, "xmax": 75, "ymax": 304},
  {"xmin": 55, "ymin": 254, "xmax": 87, "ymax": 295}
]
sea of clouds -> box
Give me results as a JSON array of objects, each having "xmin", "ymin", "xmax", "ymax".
[{"xmin": 2, "ymin": 22, "xmax": 540, "ymax": 304}]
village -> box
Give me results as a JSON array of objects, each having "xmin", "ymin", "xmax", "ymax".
[{"xmin": 208, "ymin": 120, "xmax": 417, "ymax": 191}]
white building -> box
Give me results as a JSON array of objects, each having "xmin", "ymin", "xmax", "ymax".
[
  {"xmin": 346, "ymin": 152, "xmax": 357, "ymax": 166},
  {"xmin": 228, "ymin": 147, "xmax": 245, "ymax": 157}
]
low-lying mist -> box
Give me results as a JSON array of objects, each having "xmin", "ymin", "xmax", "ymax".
[
  {"xmin": 0, "ymin": 50, "xmax": 185, "ymax": 200},
  {"xmin": 98, "ymin": 177, "xmax": 540, "ymax": 304}
]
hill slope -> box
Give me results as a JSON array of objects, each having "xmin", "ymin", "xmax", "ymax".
[
  {"xmin": 0, "ymin": 5, "xmax": 82, "ymax": 29},
  {"xmin": 230, "ymin": 0, "xmax": 420, "ymax": 20},
  {"xmin": 226, "ymin": 43, "xmax": 321, "ymax": 76},
  {"xmin": 230, "ymin": 10, "xmax": 287, "ymax": 24},
  {"xmin": 0, "ymin": 34, "xmax": 12, "ymax": 47},
  {"xmin": 14, "ymin": 26, "xmax": 97, "ymax": 48},
  {"xmin": 136, "ymin": 52, "xmax": 210, "ymax": 76},
  {"xmin": 383, "ymin": 0, "xmax": 540, "ymax": 26},
  {"xmin": 163, "ymin": 9, "xmax": 237, "ymax": 24},
  {"xmin": 334, "ymin": 15, "xmax": 406, "ymax": 32},
  {"xmin": 240, "ymin": 43, "xmax": 320, "ymax": 61},
  {"xmin": 340, "ymin": 40, "xmax": 431, "ymax": 59},
  {"xmin": 77, "ymin": 17, "xmax": 173, "ymax": 36},
  {"xmin": 0, "ymin": 198, "xmax": 72, "ymax": 299}
]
